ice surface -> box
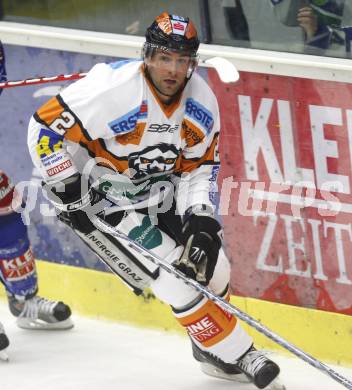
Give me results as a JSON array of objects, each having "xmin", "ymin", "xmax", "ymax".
[{"xmin": 0, "ymin": 301, "xmax": 351, "ymax": 390}]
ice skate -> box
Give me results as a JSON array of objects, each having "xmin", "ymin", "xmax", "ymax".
[
  {"xmin": 8, "ymin": 295, "xmax": 74, "ymax": 330},
  {"xmin": 193, "ymin": 342, "xmax": 283, "ymax": 389},
  {"xmin": 0, "ymin": 322, "xmax": 9, "ymax": 361}
]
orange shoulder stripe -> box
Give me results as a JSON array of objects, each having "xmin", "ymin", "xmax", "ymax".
[
  {"xmin": 36, "ymin": 95, "xmax": 90, "ymax": 142},
  {"xmin": 79, "ymin": 138, "xmax": 129, "ymax": 173}
]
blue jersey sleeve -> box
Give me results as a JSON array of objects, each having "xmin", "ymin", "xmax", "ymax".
[{"xmin": 0, "ymin": 41, "xmax": 7, "ymax": 96}]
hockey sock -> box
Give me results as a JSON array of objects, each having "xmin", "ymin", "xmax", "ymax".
[{"xmin": 172, "ymin": 289, "xmax": 252, "ymax": 363}]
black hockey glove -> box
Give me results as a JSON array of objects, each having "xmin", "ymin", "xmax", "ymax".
[
  {"xmin": 43, "ymin": 173, "xmax": 101, "ymax": 234},
  {"xmin": 176, "ymin": 213, "xmax": 222, "ymax": 285}
]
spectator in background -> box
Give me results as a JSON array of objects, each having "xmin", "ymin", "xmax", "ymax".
[
  {"xmin": 271, "ymin": 0, "xmax": 347, "ymax": 55},
  {"xmin": 222, "ymin": 0, "xmax": 250, "ymax": 43}
]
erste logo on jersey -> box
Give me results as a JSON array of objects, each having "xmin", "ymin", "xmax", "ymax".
[
  {"xmin": 185, "ymin": 98, "xmax": 214, "ymax": 135},
  {"xmin": 109, "ymin": 101, "xmax": 148, "ymax": 134}
]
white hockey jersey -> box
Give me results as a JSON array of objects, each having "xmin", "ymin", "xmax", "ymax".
[{"xmin": 27, "ymin": 60, "xmax": 221, "ymax": 215}]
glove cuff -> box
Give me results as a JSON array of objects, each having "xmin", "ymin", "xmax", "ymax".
[
  {"xmin": 182, "ymin": 214, "xmax": 222, "ymax": 246},
  {"xmin": 183, "ymin": 204, "xmax": 215, "ymax": 224},
  {"xmin": 43, "ymin": 173, "xmax": 93, "ymax": 212},
  {"xmin": 55, "ymin": 189, "xmax": 94, "ymax": 212}
]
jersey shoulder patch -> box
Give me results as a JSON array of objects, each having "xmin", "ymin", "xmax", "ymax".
[{"xmin": 184, "ymin": 74, "xmax": 219, "ymax": 136}]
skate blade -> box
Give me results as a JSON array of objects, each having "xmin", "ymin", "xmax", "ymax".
[
  {"xmin": 266, "ymin": 377, "xmax": 286, "ymax": 390},
  {"xmin": 16, "ymin": 317, "xmax": 74, "ymax": 330},
  {"xmin": 0, "ymin": 350, "xmax": 9, "ymax": 362},
  {"xmin": 201, "ymin": 363, "xmax": 286, "ymax": 390},
  {"xmin": 200, "ymin": 362, "xmax": 250, "ymax": 383}
]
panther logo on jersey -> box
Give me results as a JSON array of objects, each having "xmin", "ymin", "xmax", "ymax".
[{"xmin": 128, "ymin": 143, "xmax": 180, "ymax": 180}]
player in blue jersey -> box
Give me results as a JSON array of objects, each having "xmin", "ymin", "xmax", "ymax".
[
  {"xmin": 0, "ymin": 170, "xmax": 74, "ymax": 360},
  {"xmin": 0, "ymin": 41, "xmax": 6, "ymax": 88},
  {"xmin": 0, "ymin": 170, "xmax": 74, "ymax": 359},
  {"xmin": 0, "ymin": 42, "xmax": 73, "ymax": 360}
]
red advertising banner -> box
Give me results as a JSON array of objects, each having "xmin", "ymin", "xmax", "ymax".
[{"xmin": 209, "ymin": 70, "xmax": 352, "ymax": 315}]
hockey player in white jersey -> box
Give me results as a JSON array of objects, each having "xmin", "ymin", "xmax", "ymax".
[{"xmin": 27, "ymin": 12, "xmax": 280, "ymax": 388}]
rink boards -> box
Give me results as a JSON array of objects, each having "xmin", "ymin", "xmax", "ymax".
[
  {"xmin": 1, "ymin": 259, "xmax": 350, "ymax": 367},
  {"xmin": 0, "ymin": 22, "xmax": 351, "ymax": 366}
]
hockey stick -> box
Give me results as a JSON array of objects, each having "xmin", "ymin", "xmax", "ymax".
[
  {"xmin": 90, "ymin": 214, "xmax": 352, "ymax": 390},
  {"xmin": 0, "ymin": 72, "xmax": 87, "ymax": 89},
  {"xmin": 0, "ymin": 57, "xmax": 239, "ymax": 89}
]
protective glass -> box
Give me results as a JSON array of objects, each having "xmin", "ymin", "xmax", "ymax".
[{"xmin": 144, "ymin": 46, "xmax": 198, "ymax": 77}]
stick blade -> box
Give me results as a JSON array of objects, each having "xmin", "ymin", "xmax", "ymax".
[{"xmin": 204, "ymin": 57, "xmax": 239, "ymax": 83}]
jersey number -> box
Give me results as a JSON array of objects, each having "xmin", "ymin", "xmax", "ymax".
[{"xmin": 50, "ymin": 111, "xmax": 75, "ymax": 135}]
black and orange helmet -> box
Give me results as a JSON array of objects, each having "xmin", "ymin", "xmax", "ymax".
[{"xmin": 144, "ymin": 13, "xmax": 200, "ymax": 57}]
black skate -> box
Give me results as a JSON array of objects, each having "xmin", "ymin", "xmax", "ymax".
[
  {"xmin": 0, "ymin": 322, "xmax": 9, "ymax": 361},
  {"xmin": 236, "ymin": 345, "xmax": 280, "ymax": 389},
  {"xmin": 192, "ymin": 342, "xmax": 281, "ymax": 389},
  {"xmin": 8, "ymin": 295, "xmax": 74, "ymax": 330}
]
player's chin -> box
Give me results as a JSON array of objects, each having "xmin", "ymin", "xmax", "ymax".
[{"xmin": 163, "ymin": 83, "xmax": 182, "ymax": 96}]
